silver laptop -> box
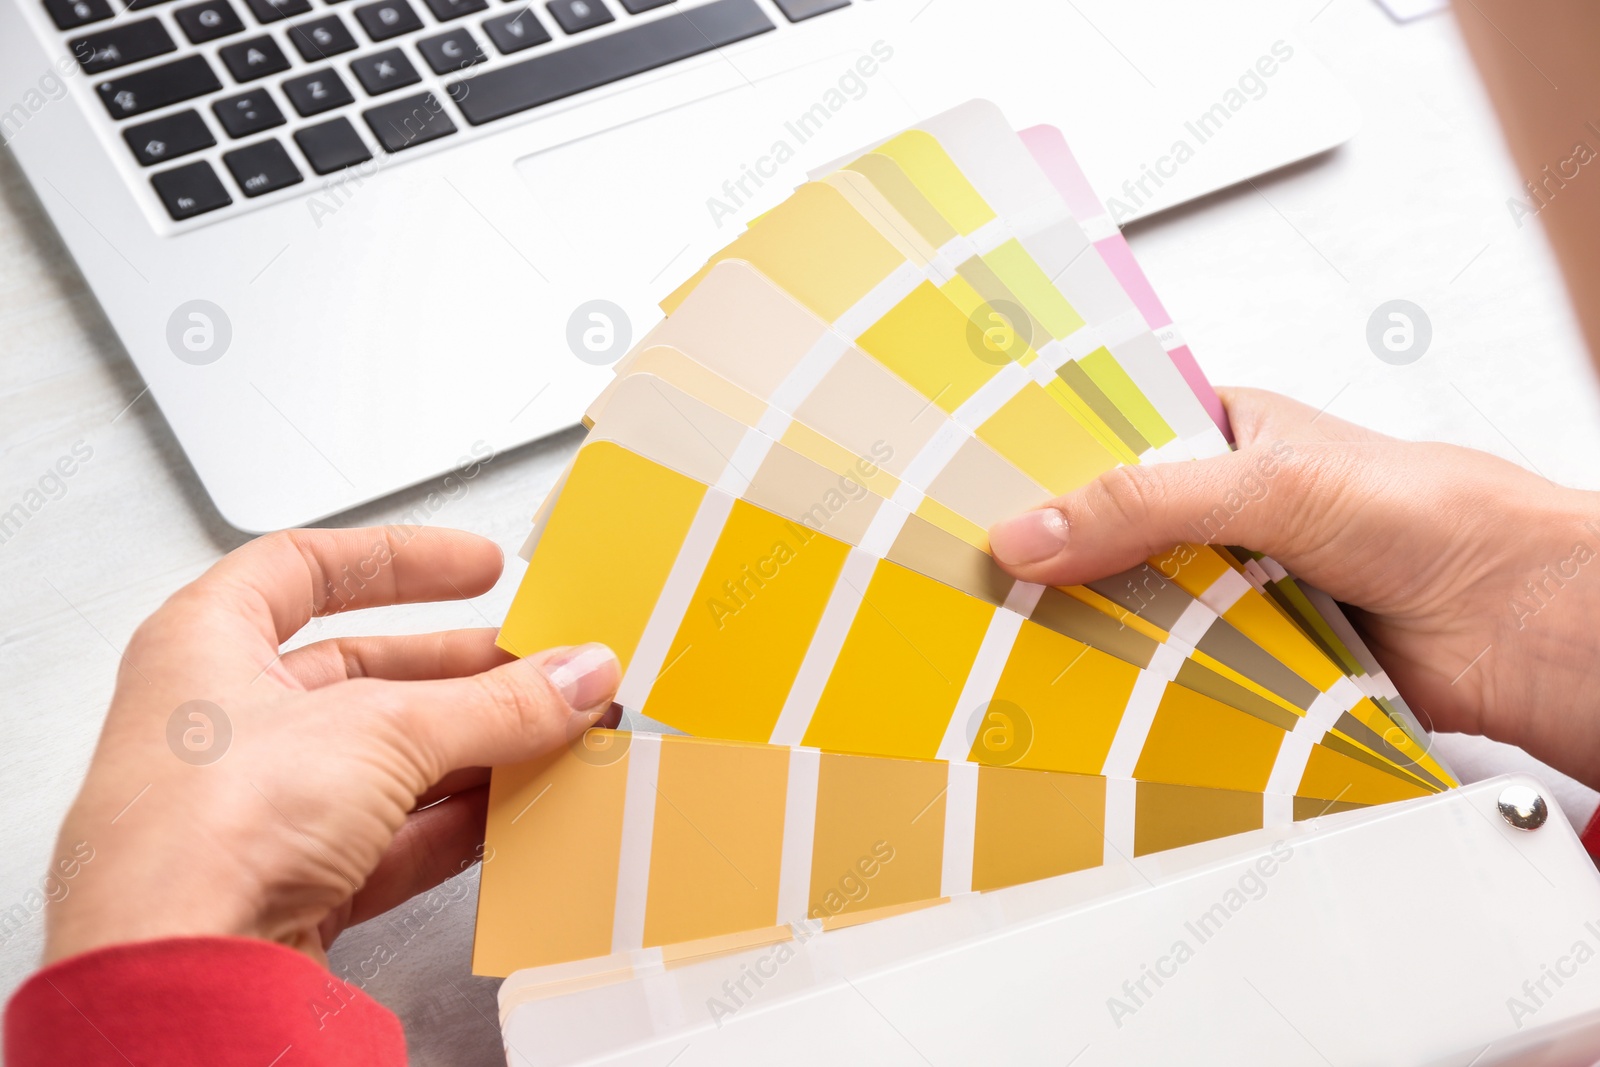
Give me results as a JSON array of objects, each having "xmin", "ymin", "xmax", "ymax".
[{"xmin": 0, "ymin": 0, "xmax": 1357, "ymax": 531}]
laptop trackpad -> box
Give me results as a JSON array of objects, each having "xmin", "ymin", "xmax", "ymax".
[{"xmin": 513, "ymin": 41, "xmax": 917, "ymax": 304}]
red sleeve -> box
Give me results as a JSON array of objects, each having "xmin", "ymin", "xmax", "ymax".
[
  {"xmin": 4, "ymin": 937, "xmax": 407, "ymax": 1066},
  {"xmin": 1583, "ymin": 804, "xmax": 1600, "ymax": 864}
]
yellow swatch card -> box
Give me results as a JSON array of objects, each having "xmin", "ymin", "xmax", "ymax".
[{"xmin": 475, "ymin": 731, "xmax": 1415, "ymax": 978}]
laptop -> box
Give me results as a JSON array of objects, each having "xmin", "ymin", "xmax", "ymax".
[{"xmin": 0, "ymin": 0, "xmax": 1358, "ymax": 531}]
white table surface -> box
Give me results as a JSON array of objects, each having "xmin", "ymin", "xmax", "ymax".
[{"xmin": 4, "ymin": 2, "xmax": 1600, "ymax": 1064}]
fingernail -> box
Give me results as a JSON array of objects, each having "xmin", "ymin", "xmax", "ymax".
[
  {"xmin": 989, "ymin": 509, "xmax": 1070, "ymax": 566},
  {"xmin": 542, "ymin": 643, "xmax": 621, "ymax": 714}
]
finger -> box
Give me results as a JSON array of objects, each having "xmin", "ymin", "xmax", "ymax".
[
  {"xmin": 987, "ymin": 443, "xmax": 1330, "ymax": 588},
  {"xmin": 336, "ymin": 787, "xmax": 489, "ymax": 935},
  {"xmin": 377, "ymin": 643, "xmax": 622, "ymax": 778},
  {"xmin": 415, "ymin": 767, "xmax": 490, "ymax": 808},
  {"xmin": 277, "ymin": 628, "xmax": 513, "ymax": 688},
  {"xmin": 1221, "ymin": 386, "xmax": 1395, "ymax": 448},
  {"xmin": 186, "ymin": 526, "xmax": 503, "ymax": 644}
]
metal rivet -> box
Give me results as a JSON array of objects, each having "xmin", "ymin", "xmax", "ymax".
[{"xmin": 1497, "ymin": 785, "xmax": 1548, "ymax": 831}]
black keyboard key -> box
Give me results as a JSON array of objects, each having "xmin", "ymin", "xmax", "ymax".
[
  {"xmin": 283, "ymin": 68, "xmax": 354, "ymax": 115},
  {"xmin": 218, "ymin": 34, "xmax": 290, "ymax": 80},
  {"xmin": 353, "ymin": 0, "xmax": 421, "ymax": 41},
  {"xmin": 212, "ymin": 89, "xmax": 285, "ymax": 136},
  {"xmin": 44, "ymin": 0, "xmax": 112, "ymax": 31},
  {"xmin": 287, "ymin": 15, "xmax": 358, "ymax": 60},
  {"xmin": 97, "ymin": 55, "xmax": 221, "ymax": 120},
  {"xmin": 175, "ymin": 0, "xmax": 245, "ymax": 42},
  {"xmin": 418, "ymin": 28, "xmax": 485, "ymax": 73},
  {"xmin": 123, "ymin": 109, "xmax": 215, "ymax": 166},
  {"xmin": 771, "ymin": 0, "xmax": 847, "ymax": 21},
  {"xmin": 619, "ymin": 0, "xmax": 673, "ymax": 11},
  {"xmin": 363, "ymin": 91, "xmax": 455, "ymax": 152},
  {"xmin": 243, "ymin": 0, "xmax": 311, "ymax": 22},
  {"xmin": 451, "ymin": 0, "xmax": 772, "ymax": 125},
  {"xmin": 223, "ymin": 138, "xmax": 303, "ymax": 195},
  {"xmin": 71, "ymin": 19, "xmax": 176, "ymax": 74},
  {"xmin": 482, "ymin": 7, "xmax": 549, "ymax": 53},
  {"xmin": 545, "ymin": 0, "xmax": 610, "ymax": 33},
  {"xmin": 151, "ymin": 160, "xmax": 232, "ymax": 219},
  {"xmin": 422, "ymin": 0, "xmax": 486, "ymax": 19},
  {"xmin": 350, "ymin": 48, "xmax": 419, "ymax": 94},
  {"xmin": 294, "ymin": 116, "xmax": 372, "ymax": 173},
  {"xmin": 126, "ymin": 0, "xmax": 178, "ymax": 8}
]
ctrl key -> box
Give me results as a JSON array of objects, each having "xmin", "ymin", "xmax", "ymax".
[
  {"xmin": 222, "ymin": 139, "xmax": 303, "ymax": 198},
  {"xmin": 151, "ymin": 159, "xmax": 232, "ymax": 220}
]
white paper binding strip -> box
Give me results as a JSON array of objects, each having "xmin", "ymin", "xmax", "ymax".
[
  {"xmin": 938, "ymin": 234, "xmax": 981, "ymax": 266},
  {"xmin": 776, "ymin": 746, "xmax": 821, "ymax": 922},
  {"xmin": 753, "ymin": 406, "xmax": 793, "ymax": 443},
  {"xmin": 1196, "ymin": 566, "xmax": 1252, "ymax": 615},
  {"xmin": 611, "ymin": 732, "xmax": 662, "ymax": 954},
  {"xmin": 1188, "ymin": 427, "xmax": 1233, "ymax": 459},
  {"xmin": 1264, "ymin": 691, "xmax": 1345, "ymax": 801},
  {"xmin": 1079, "ymin": 213, "xmax": 1120, "ymax": 243},
  {"xmin": 1147, "ymin": 641, "xmax": 1187, "ymax": 682},
  {"xmin": 888, "ymin": 479, "xmax": 926, "ymax": 515},
  {"xmin": 717, "ymin": 428, "xmax": 776, "ymax": 497},
  {"xmin": 1328, "ymin": 676, "xmax": 1367, "ymax": 711},
  {"xmin": 1002, "ymin": 581, "xmax": 1044, "ymax": 617},
  {"xmin": 1262, "ymin": 791, "xmax": 1295, "ymax": 828},
  {"xmin": 769, "ymin": 330, "xmax": 851, "ymax": 414},
  {"xmin": 1007, "ymin": 200, "xmax": 1072, "ymax": 242},
  {"xmin": 1305, "ymin": 691, "xmax": 1347, "ymax": 734},
  {"xmin": 768, "ymin": 548, "xmax": 878, "ymax": 746},
  {"xmin": 834, "ymin": 261, "xmax": 923, "ymax": 340},
  {"xmin": 1168, "ymin": 597, "xmax": 1216, "ymax": 647},
  {"xmin": 968, "ymin": 216, "xmax": 1012, "ymax": 253},
  {"xmin": 951, "ymin": 360, "xmax": 1031, "ymax": 428},
  {"xmin": 1056, "ymin": 322, "xmax": 1108, "ymax": 364},
  {"xmin": 928, "ymin": 256, "xmax": 958, "ymax": 287},
  {"xmin": 617, "ymin": 491, "xmax": 735, "ymax": 710},
  {"xmin": 940, "ymin": 761, "xmax": 980, "ymax": 897},
  {"xmin": 936, "ymin": 607, "xmax": 1026, "ymax": 763},
  {"xmin": 1242, "ymin": 559, "xmax": 1273, "ymax": 590},
  {"xmin": 857, "ymin": 498, "xmax": 912, "ymax": 560},
  {"xmin": 1264, "ymin": 730, "xmax": 1315, "ymax": 799},
  {"xmin": 897, "ymin": 419, "xmax": 970, "ymax": 491},
  {"xmin": 1149, "ymin": 437, "xmax": 1195, "ymax": 464},
  {"xmin": 1025, "ymin": 357, "xmax": 1060, "ymax": 388},
  {"xmin": 1101, "ymin": 308, "xmax": 1151, "ymax": 348},
  {"xmin": 1103, "ymin": 775, "xmax": 1138, "ymax": 865},
  {"xmin": 1101, "ymin": 671, "xmax": 1168, "ymax": 780}
]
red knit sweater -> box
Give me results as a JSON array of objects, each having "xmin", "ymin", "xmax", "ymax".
[{"xmin": 4, "ymin": 938, "xmax": 407, "ymax": 1065}]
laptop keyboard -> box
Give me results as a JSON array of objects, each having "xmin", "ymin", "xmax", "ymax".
[{"xmin": 42, "ymin": 0, "xmax": 852, "ymax": 223}]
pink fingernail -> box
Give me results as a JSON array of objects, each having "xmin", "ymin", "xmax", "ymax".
[
  {"xmin": 989, "ymin": 509, "xmax": 1070, "ymax": 566},
  {"xmin": 542, "ymin": 643, "xmax": 621, "ymax": 713}
]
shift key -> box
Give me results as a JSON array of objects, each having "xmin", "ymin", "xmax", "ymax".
[{"xmin": 97, "ymin": 55, "xmax": 221, "ymax": 120}]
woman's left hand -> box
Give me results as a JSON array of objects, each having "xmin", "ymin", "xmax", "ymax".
[{"xmin": 42, "ymin": 526, "xmax": 619, "ymax": 966}]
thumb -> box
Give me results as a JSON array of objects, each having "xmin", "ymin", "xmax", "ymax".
[
  {"xmin": 382, "ymin": 642, "xmax": 622, "ymax": 776},
  {"xmin": 987, "ymin": 442, "xmax": 1313, "ymax": 589}
]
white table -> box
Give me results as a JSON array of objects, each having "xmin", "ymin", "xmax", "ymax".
[{"xmin": 3, "ymin": 2, "xmax": 1598, "ymax": 1063}]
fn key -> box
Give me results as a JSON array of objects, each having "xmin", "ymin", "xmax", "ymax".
[{"xmin": 151, "ymin": 160, "xmax": 232, "ymax": 220}]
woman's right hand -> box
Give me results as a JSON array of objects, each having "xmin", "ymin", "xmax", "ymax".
[{"xmin": 988, "ymin": 387, "xmax": 1600, "ymax": 791}]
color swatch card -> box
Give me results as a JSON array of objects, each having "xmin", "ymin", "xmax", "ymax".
[{"xmin": 476, "ymin": 103, "xmax": 1455, "ymax": 980}]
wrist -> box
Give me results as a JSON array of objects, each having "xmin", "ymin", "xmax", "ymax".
[
  {"xmin": 1476, "ymin": 488, "xmax": 1600, "ymax": 785},
  {"xmin": 39, "ymin": 806, "xmax": 285, "ymax": 966}
]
